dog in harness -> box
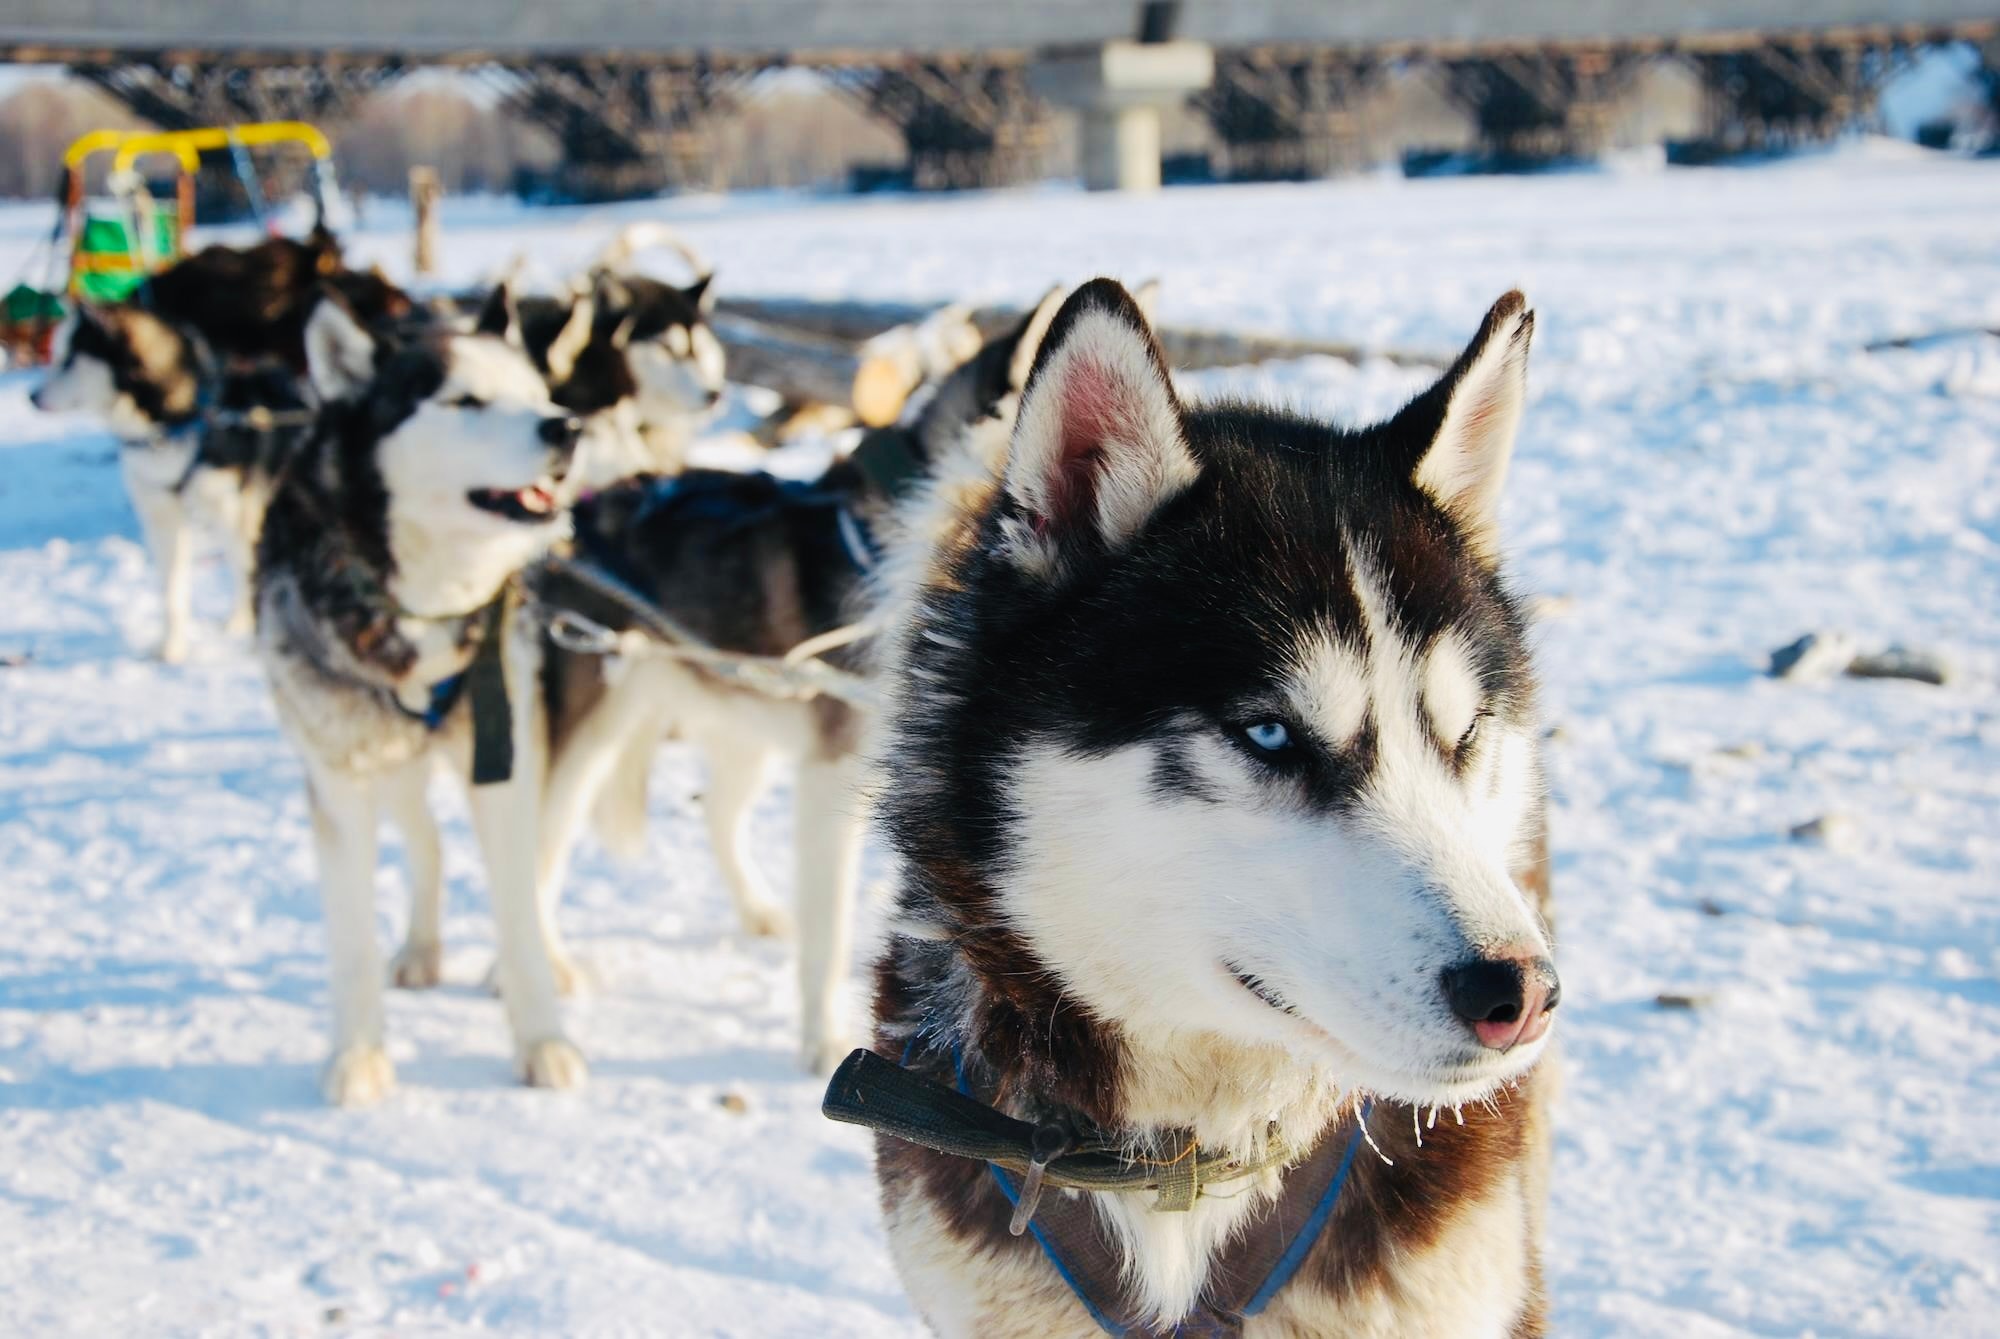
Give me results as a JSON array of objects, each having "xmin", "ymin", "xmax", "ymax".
[
  {"xmin": 254, "ymin": 291, "xmax": 588, "ymax": 1105},
  {"xmin": 837, "ymin": 280, "xmax": 1559, "ymax": 1336},
  {"xmin": 30, "ymin": 304, "xmax": 315, "ymax": 661},
  {"xmin": 525, "ymin": 287, "xmax": 1069, "ymax": 1074},
  {"xmin": 476, "ymin": 225, "xmax": 728, "ymax": 493}
]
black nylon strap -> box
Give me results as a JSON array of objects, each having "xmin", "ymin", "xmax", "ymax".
[
  {"xmin": 467, "ymin": 591, "xmax": 514, "ymax": 786},
  {"xmin": 823, "ymin": 1048, "xmax": 1120, "ymax": 1180}
]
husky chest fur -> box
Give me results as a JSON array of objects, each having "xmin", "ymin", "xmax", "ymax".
[{"xmin": 863, "ymin": 281, "xmax": 1558, "ymax": 1337}]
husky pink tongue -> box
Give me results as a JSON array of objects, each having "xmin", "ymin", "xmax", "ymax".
[{"xmin": 520, "ymin": 484, "xmax": 554, "ymax": 514}]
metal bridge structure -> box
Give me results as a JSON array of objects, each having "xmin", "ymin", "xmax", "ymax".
[{"xmin": 3, "ymin": 2, "xmax": 1997, "ymax": 195}]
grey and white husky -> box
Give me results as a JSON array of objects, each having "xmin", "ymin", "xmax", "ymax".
[
  {"xmin": 862, "ymin": 280, "xmax": 1560, "ymax": 1336},
  {"xmin": 254, "ymin": 292, "xmax": 587, "ymax": 1105}
]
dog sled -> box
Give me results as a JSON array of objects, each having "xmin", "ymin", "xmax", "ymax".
[{"xmin": 1, "ymin": 121, "xmax": 340, "ymax": 366}]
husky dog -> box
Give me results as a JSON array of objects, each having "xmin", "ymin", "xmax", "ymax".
[
  {"xmin": 256, "ymin": 292, "xmax": 586, "ymax": 1105},
  {"xmin": 530, "ymin": 289, "xmax": 1069, "ymax": 1074},
  {"xmin": 479, "ymin": 227, "xmax": 725, "ymax": 488},
  {"xmin": 30, "ymin": 304, "xmax": 310, "ymax": 660},
  {"xmin": 861, "ymin": 281, "xmax": 1559, "ymax": 1336},
  {"xmin": 141, "ymin": 227, "xmax": 413, "ymax": 373}
]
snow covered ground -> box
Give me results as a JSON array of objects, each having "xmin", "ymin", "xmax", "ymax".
[{"xmin": 2, "ymin": 144, "xmax": 1998, "ymax": 1337}]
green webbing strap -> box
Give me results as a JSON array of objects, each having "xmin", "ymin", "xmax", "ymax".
[
  {"xmin": 1152, "ymin": 1130, "xmax": 1200, "ymax": 1211},
  {"xmin": 467, "ymin": 590, "xmax": 514, "ymax": 786}
]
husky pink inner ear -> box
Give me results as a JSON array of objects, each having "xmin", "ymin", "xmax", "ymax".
[
  {"xmin": 1003, "ymin": 279, "xmax": 1197, "ymax": 568},
  {"xmin": 1039, "ymin": 359, "xmax": 1123, "ymax": 535}
]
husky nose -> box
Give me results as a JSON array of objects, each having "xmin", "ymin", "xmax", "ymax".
[
  {"xmin": 1442, "ymin": 951, "xmax": 1559, "ymax": 1051},
  {"xmin": 702, "ymin": 387, "xmax": 722, "ymax": 407},
  {"xmin": 539, "ymin": 415, "xmax": 583, "ymax": 454}
]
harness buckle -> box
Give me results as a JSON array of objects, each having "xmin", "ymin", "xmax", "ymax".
[{"xmin": 1009, "ymin": 1122, "xmax": 1075, "ymax": 1236}]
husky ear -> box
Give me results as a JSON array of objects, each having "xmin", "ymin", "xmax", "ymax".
[
  {"xmin": 474, "ymin": 281, "xmax": 523, "ymax": 347},
  {"xmin": 304, "ymin": 295, "xmax": 377, "ymax": 401},
  {"xmin": 1001, "ymin": 278, "xmax": 1196, "ymax": 572},
  {"xmin": 609, "ymin": 312, "xmax": 638, "ymax": 351},
  {"xmin": 1005, "ymin": 285, "xmax": 1068, "ymax": 394},
  {"xmin": 545, "ymin": 293, "xmax": 596, "ymax": 384},
  {"xmin": 682, "ymin": 272, "xmax": 716, "ymax": 316},
  {"xmin": 1395, "ymin": 290, "xmax": 1534, "ymax": 563}
]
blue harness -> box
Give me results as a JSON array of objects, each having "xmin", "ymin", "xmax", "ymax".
[{"xmin": 942, "ymin": 1044, "xmax": 1369, "ymax": 1337}]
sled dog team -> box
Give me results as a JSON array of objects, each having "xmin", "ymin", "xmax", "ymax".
[{"xmin": 35, "ymin": 227, "xmax": 1560, "ymax": 1335}]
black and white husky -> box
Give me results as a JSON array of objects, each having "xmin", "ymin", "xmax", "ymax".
[
  {"xmin": 30, "ymin": 305, "xmax": 310, "ymax": 661},
  {"xmin": 490, "ymin": 225, "xmax": 727, "ymax": 487},
  {"xmin": 255, "ymin": 293, "xmax": 586, "ymax": 1105},
  {"xmin": 531, "ymin": 289, "xmax": 1068, "ymax": 1073},
  {"xmin": 858, "ymin": 281, "xmax": 1560, "ymax": 1335}
]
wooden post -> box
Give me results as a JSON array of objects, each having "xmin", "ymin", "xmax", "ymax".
[{"xmin": 409, "ymin": 166, "xmax": 441, "ymax": 277}]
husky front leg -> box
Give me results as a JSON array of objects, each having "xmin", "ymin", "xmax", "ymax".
[
  {"xmin": 467, "ymin": 645, "xmax": 586, "ymax": 1090},
  {"xmin": 123, "ymin": 463, "xmax": 194, "ymax": 663},
  {"xmin": 382, "ymin": 759, "xmax": 444, "ymax": 989},
  {"xmin": 793, "ymin": 755, "xmax": 865, "ymax": 1074},
  {"xmin": 305, "ymin": 764, "xmax": 395, "ymax": 1106}
]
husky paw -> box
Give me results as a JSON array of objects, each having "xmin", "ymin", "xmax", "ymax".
[
  {"xmin": 799, "ymin": 1030, "xmax": 856, "ymax": 1077},
  {"xmin": 322, "ymin": 1044, "xmax": 395, "ymax": 1108},
  {"xmin": 737, "ymin": 900, "xmax": 794, "ymax": 940},
  {"xmin": 155, "ymin": 637, "xmax": 189, "ymax": 666},
  {"xmin": 389, "ymin": 939, "xmax": 443, "ymax": 990},
  {"xmin": 518, "ymin": 1037, "xmax": 589, "ymax": 1091},
  {"xmin": 225, "ymin": 606, "xmax": 255, "ymax": 637}
]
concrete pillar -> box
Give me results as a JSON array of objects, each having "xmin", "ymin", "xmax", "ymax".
[
  {"xmin": 1082, "ymin": 103, "xmax": 1165, "ymax": 192},
  {"xmin": 1034, "ymin": 41, "xmax": 1214, "ymax": 192}
]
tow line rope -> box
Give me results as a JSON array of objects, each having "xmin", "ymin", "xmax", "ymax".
[{"xmin": 533, "ymin": 554, "xmax": 878, "ymax": 708}]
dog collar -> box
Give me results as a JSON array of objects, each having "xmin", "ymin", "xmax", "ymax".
[
  {"xmin": 824, "ymin": 1047, "xmax": 1297, "ymax": 1223},
  {"xmin": 825, "ymin": 1046, "xmax": 1369, "ymax": 1337}
]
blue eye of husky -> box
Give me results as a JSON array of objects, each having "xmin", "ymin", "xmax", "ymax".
[{"xmin": 1242, "ymin": 720, "xmax": 1294, "ymax": 753}]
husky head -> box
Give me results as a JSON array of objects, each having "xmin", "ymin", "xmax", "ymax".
[
  {"xmin": 585, "ymin": 268, "xmax": 725, "ymax": 419},
  {"xmin": 303, "ymin": 289, "xmax": 582, "ymax": 616},
  {"xmin": 482, "ymin": 269, "xmax": 722, "ymax": 423},
  {"xmin": 30, "ymin": 305, "xmax": 204, "ymax": 440},
  {"xmin": 884, "ymin": 280, "xmax": 1554, "ymax": 1117}
]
